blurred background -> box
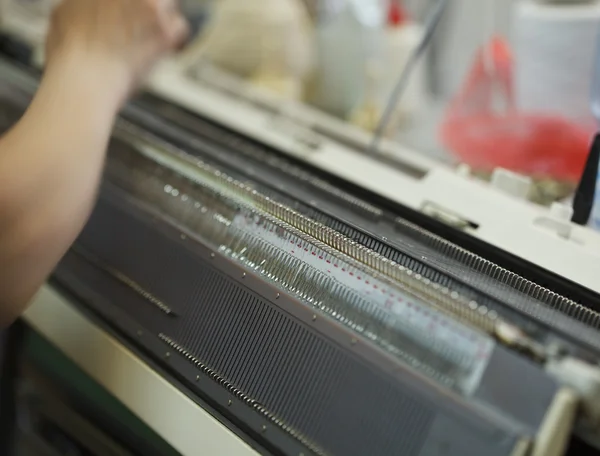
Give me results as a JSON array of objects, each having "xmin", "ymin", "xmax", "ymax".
[
  {"xmin": 1, "ymin": 0, "xmax": 597, "ymax": 209},
  {"xmin": 0, "ymin": 0, "xmax": 594, "ymax": 257},
  {"xmin": 163, "ymin": 0, "xmax": 600, "ymax": 210}
]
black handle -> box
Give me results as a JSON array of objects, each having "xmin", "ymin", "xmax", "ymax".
[{"xmin": 572, "ymin": 133, "xmax": 600, "ymax": 225}]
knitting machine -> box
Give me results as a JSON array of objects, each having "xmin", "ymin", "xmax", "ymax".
[{"xmin": 1, "ymin": 51, "xmax": 600, "ymax": 456}]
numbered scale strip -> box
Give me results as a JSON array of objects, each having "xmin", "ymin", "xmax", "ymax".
[
  {"xmin": 121, "ymin": 98, "xmax": 600, "ymax": 359},
  {"xmin": 101, "ymin": 124, "xmax": 577, "ymax": 401}
]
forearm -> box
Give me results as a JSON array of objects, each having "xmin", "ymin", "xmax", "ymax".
[{"xmin": 0, "ymin": 57, "xmax": 124, "ymax": 324}]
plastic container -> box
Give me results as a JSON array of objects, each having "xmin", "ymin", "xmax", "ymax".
[
  {"xmin": 380, "ymin": 1, "xmax": 427, "ymax": 119},
  {"xmin": 440, "ymin": 37, "xmax": 593, "ymax": 184},
  {"xmin": 309, "ymin": 0, "xmax": 387, "ymax": 118}
]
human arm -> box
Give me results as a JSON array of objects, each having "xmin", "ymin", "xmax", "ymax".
[
  {"xmin": 0, "ymin": 0, "xmax": 188, "ymax": 325},
  {"xmin": 0, "ymin": 56, "xmax": 123, "ymax": 325}
]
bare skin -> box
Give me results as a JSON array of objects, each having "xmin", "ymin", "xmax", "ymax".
[{"xmin": 0, "ymin": 0, "xmax": 189, "ymax": 325}]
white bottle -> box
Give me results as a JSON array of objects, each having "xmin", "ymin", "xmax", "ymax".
[
  {"xmin": 348, "ymin": 61, "xmax": 384, "ymax": 132},
  {"xmin": 309, "ymin": 0, "xmax": 387, "ymax": 118},
  {"xmin": 380, "ymin": 1, "xmax": 427, "ymax": 121}
]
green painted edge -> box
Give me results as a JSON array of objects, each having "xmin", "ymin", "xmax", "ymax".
[{"xmin": 23, "ymin": 329, "xmax": 182, "ymax": 456}]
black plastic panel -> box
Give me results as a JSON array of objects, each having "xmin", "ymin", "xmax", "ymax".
[{"xmin": 76, "ymin": 194, "xmax": 436, "ymax": 456}]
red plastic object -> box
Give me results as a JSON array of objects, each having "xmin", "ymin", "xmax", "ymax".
[
  {"xmin": 388, "ymin": 1, "xmax": 408, "ymax": 27},
  {"xmin": 439, "ymin": 36, "xmax": 594, "ymax": 182}
]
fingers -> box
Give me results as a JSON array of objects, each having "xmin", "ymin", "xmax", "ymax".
[
  {"xmin": 155, "ymin": 0, "xmax": 178, "ymax": 14},
  {"xmin": 149, "ymin": 0, "xmax": 189, "ymax": 49},
  {"xmin": 170, "ymin": 14, "xmax": 190, "ymax": 49}
]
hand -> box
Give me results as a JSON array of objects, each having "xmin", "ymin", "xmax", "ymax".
[{"xmin": 45, "ymin": 0, "xmax": 189, "ymax": 106}]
